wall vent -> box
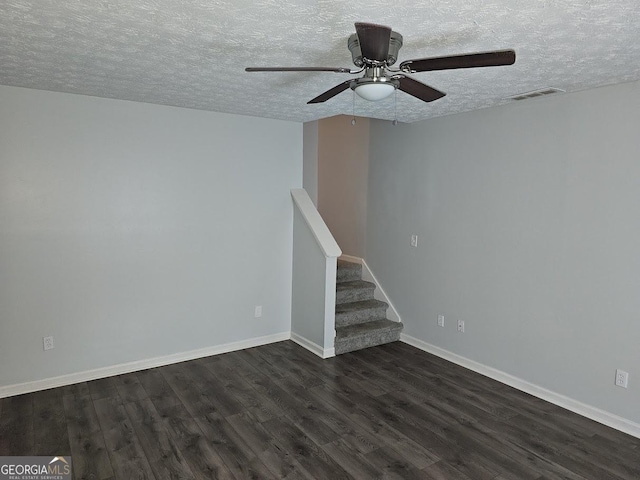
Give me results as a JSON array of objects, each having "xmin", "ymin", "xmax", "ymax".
[{"xmin": 507, "ymin": 87, "xmax": 565, "ymax": 101}]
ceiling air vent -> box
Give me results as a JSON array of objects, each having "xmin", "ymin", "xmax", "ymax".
[{"xmin": 507, "ymin": 87, "xmax": 565, "ymax": 101}]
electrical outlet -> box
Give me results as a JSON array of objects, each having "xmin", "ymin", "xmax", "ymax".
[
  {"xmin": 457, "ymin": 320, "xmax": 465, "ymax": 333},
  {"xmin": 43, "ymin": 336, "xmax": 54, "ymax": 351},
  {"xmin": 615, "ymin": 369, "xmax": 629, "ymax": 388},
  {"xmin": 437, "ymin": 314, "xmax": 445, "ymax": 327},
  {"xmin": 254, "ymin": 306, "xmax": 262, "ymax": 318},
  {"xmin": 410, "ymin": 234, "xmax": 418, "ymax": 247}
]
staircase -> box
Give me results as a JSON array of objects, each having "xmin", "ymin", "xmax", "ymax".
[{"xmin": 334, "ymin": 260, "xmax": 403, "ymax": 354}]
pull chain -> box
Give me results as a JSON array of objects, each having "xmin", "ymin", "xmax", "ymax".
[
  {"xmin": 392, "ymin": 89, "xmax": 398, "ymax": 125},
  {"xmin": 351, "ymin": 91, "xmax": 356, "ymax": 126}
]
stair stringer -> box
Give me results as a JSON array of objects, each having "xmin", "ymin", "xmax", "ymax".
[{"xmin": 339, "ymin": 255, "xmax": 402, "ymax": 324}]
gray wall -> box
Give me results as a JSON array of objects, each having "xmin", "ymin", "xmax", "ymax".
[
  {"xmin": 303, "ymin": 121, "xmax": 319, "ymax": 206},
  {"xmin": 0, "ymin": 85, "xmax": 302, "ymax": 387},
  {"xmin": 318, "ymin": 115, "xmax": 369, "ymax": 258},
  {"xmin": 366, "ymin": 81, "xmax": 640, "ymax": 423}
]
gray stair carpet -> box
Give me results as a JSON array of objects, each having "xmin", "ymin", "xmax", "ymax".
[{"xmin": 334, "ymin": 260, "xmax": 402, "ymax": 355}]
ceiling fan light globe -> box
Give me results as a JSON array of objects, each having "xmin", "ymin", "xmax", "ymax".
[{"xmin": 354, "ymin": 83, "xmax": 396, "ymax": 101}]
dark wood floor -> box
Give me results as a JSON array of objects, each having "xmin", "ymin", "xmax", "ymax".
[{"xmin": 1, "ymin": 341, "xmax": 639, "ymax": 479}]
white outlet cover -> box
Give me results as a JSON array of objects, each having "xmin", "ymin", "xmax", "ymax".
[
  {"xmin": 615, "ymin": 369, "xmax": 629, "ymax": 388},
  {"xmin": 410, "ymin": 234, "xmax": 418, "ymax": 247},
  {"xmin": 43, "ymin": 336, "xmax": 54, "ymax": 350},
  {"xmin": 457, "ymin": 320, "xmax": 465, "ymax": 333},
  {"xmin": 437, "ymin": 315, "xmax": 445, "ymax": 327},
  {"xmin": 254, "ymin": 306, "xmax": 262, "ymax": 318}
]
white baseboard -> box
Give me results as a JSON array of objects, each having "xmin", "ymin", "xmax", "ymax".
[
  {"xmin": 0, "ymin": 331, "xmax": 291, "ymax": 399},
  {"xmin": 401, "ymin": 333, "xmax": 640, "ymax": 439},
  {"xmin": 291, "ymin": 332, "xmax": 335, "ymax": 359}
]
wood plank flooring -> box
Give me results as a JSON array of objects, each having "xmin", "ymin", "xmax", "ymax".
[{"xmin": 1, "ymin": 340, "xmax": 639, "ymax": 479}]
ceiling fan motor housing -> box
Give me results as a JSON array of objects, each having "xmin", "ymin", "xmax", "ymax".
[
  {"xmin": 349, "ymin": 66, "xmax": 400, "ymax": 101},
  {"xmin": 348, "ymin": 31, "xmax": 403, "ymax": 66}
]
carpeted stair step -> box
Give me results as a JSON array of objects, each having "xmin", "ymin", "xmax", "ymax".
[
  {"xmin": 335, "ymin": 319, "xmax": 403, "ymax": 355},
  {"xmin": 337, "ymin": 260, "xmax": 362, "ymax": 283},
  {"xmin": 335, "ymin": 299, "xmax": 388, "ymax": 327},
  {"xmin": 334, "ymin": 257, "xmax": 403, "ymax": 355},
  {"xmin": 336, "ymin": 280, "xmax": 376, "ymax": 305}
]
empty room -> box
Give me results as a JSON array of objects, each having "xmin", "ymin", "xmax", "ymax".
[{"xmin": 1, "ymin": 1, "xmax": 639, "ymax": 479}]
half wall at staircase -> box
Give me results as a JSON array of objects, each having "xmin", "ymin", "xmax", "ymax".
[{"xmin": 291, "ymin": 188, "xmax": 341, "ymax": 358}]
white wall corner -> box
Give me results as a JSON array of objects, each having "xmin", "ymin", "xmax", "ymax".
[
  {"xmin": 401, "ymin": 333, "xmax": 640, "ymax": 440},
  {"xmin": 291, "ymin": 332, "xmax": 335, "ymax": 359},
  {"xmin": 323, "ymin": 257, "xmax": 338, "ymax": 350}
]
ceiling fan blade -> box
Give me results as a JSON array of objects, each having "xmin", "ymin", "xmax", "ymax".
[
  {"xmin": 397, "ymin": 75, "xmax": 446, "ymax": 102},
  {"xmin": 355, "ymin": 22, "xmax": 392, "ymax": 62},
  {"xmin": 400, "ymin": 49, "xmax": 516, "ymax": 73},
  {"xmin": 307, "ymin": 80, "xmax": 353, "ymax": 104},
  {"xmin": 245, "ymin": 66, "xmax": 352, "ymax": 73}
]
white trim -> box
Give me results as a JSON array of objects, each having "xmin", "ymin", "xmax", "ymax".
[
  {"xmin": 291, "ymin": 332, "xmax": 335, "ymax": 359},
  {"xmin": 361, "ymin": 259, "xmax": 402, "ymax": 323},
  {"xmin": 322, "ymin": 258, "xmax": 337, "ymax": 352},
  {"xmin": 291, "ymin": 189, "xmax": 342, "ymax": 258},
  {"xmin": 401, "ymin": 333, "xmax": 640, "ymax": 440},
  {"xmin": 0, "ymin": 332, "xmax": 290, "ymax": 399},
  {"xmin": 340, "ymin": 255, "xmax": 402, "ymax": 324}
]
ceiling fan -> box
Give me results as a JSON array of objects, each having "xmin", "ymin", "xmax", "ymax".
[{"xmin": 246, "ymin": 22, "xmax": 515, "ymax": 104}]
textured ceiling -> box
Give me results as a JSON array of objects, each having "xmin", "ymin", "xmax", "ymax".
[{"xmin": 2, "ymin": 1, "xmax": 640, "ymax": 123}]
